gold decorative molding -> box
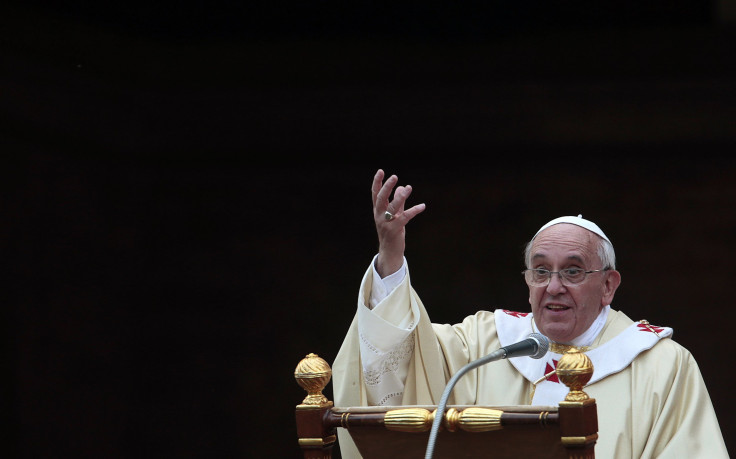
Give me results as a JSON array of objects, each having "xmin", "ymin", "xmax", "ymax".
[
  {"xmin": 294, "ymin": 353, "xmax": 332, "ymax": 406},
  {"xmin": 382, "ymin": 407, "xmax": 505, "ymax": 433},
  {"xmin": 561, "ymin": 433, "xmax": 599, "ymax": 446},
  {"xmin": 550, "ymin": 342, "xmax": 590, "ymax": 354},
  {"xmin": 298, "ymin": 435, "xmax": 337, "ymax": 447},
  {"xmin": 384, "ymin": 408, "xmax": 435, "ymax": 432},
  {"xmin": 445, "ymin": 407, "xmax": 503, "ymax": 433}
]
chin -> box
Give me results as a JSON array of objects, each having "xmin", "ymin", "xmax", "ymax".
[{"xmin": 539, "ymin": 325, "xmax": 575, "ymax": 343}]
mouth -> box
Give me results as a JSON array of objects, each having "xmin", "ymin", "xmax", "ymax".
[{"xmin": 545, "ymin": 304, "xmax": 570, "ymax": 312}]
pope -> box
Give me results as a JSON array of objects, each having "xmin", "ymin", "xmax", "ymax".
[{"xmin": 332, "ymin": 169, "xmax": 729, "ymax": 459}]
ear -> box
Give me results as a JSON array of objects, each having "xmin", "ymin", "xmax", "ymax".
[{"xmin": 601, "ymin": 270, "xmax": 622, "ymax": 306}]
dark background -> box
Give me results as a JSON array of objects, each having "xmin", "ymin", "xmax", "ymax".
[{"xmin": 4, "ymin": 0, "xmax": 735, "ymax": 457}]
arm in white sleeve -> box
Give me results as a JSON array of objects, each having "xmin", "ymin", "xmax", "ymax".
[
  {"xmin": 359, "ymin": 256, "xmax": 417, "ymax": 405},
  {"xmin": 368, "ymin": 256, "xmax": 407, "ymax": 309}
]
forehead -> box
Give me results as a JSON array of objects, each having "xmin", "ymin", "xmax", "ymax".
[{"xmin": 530, "ymin": 223, "xmax": 601, "ymax": 265}]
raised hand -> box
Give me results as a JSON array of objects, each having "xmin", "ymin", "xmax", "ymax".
[{"xmin": 372, "ymin": 169, "xmax": 426, "ymax": 277}]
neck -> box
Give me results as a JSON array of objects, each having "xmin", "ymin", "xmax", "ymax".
[{"xmin": 535, "ymin": 305, "xmax": 611, "ymax": 350}]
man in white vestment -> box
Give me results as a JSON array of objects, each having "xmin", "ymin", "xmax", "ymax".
[{"xmin": 332, "ymin": 169, "xmax": 729, "ymax": 458}]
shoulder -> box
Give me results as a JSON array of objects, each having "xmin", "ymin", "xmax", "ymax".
[
  {"xmin": 630, "ymin": 336, "xmax": 701, "ymax": 390},
  {"xmin": 606, "ymin": 311, "xmax": 690, "ymax": 363},
  {"xmin": 453, "ymin": 309, "xmax": 498, "ymax": 330},
  {"xmin": 640, "ymin": 336, "xmax": 694, "ymax": 364},
  {"xmin": 431, "ymin": 309, "xmax": 502, "ymax": 339},
  {"xmin": 456, "ymin": 308, "xmax": 533, "ymax": 346}
]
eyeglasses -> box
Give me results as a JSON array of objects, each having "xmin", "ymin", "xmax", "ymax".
[{"xmin": 522, "ymin": 268, "xmax": 608, "ymax": 287}]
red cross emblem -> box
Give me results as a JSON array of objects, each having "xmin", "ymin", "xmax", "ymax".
[
  {"xmin": 637, "ymin": 323, "xmax": 665, "ymax": 333},
  {"xmin": 502, "ymin": 310, "xmax": 529, "ymax": 318},
  {"xmin": 543, "ymin": 359, "xmax": 560, "ymax": 383}
]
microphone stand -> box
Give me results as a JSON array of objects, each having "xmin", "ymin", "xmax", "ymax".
[
  {"xmin": 424, "ymin": 334, "xmax": 548, "ymax": 459},
  {"xmin": 424, "ymin": 348, "xmax": 506, "ymax": 459}
]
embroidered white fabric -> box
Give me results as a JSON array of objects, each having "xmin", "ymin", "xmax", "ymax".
[
  {"xmin": 362, "ymin": 331, "xmax": 415, "ymax": 386},
  {"xmin": 361, "ymin": 331, "xmax": 415, "ymax": 405},
  {"xmin": 359, "ymin": 257, "xmax": 416, "ymax": 405}
]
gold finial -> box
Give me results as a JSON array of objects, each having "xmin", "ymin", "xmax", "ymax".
[
  {"xmin": 294, "ymin": 353, "xmax": 332, "ymax": 406},
  {"xmin": 556, "ymin": 348, "xmax": 594, "ymax": 402}
]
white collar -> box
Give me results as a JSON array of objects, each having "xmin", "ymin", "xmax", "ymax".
[
  {"xmin": 530, "ymin": 305, "xmax": 610, "ymax": 347},
  {"xmin": 494, "ymin": 308, "xmax": 673, "ymax": 405}
]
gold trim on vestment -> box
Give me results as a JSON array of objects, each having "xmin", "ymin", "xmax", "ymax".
[{"xmin": 550, "ymin": 342, "xmax": 590, "ymax": 354}]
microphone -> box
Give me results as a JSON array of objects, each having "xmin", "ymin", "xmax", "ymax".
[
  {"xmin": 497, "ymin": 333, "xmax": 549, "ymax": 360},
  {"xmin": 424, "ymin": 333, "xmax": 549, "ymax": 459}
]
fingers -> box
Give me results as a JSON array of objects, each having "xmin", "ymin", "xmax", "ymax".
[
  {"xmin": 373, "ymin": 170, "xmax": 398, "ymax": 211},
  {"xmin": 371, "ymin": 169, "xmax": 384, "ymax": 206},
  {"xmin": 372, "ymin": 169, "xmax": 426, "ymax": 223},
  {"xmin": 390, "ymin": 184, "xmax": 413, "ymax": 213},
  {"xmin": 403, "ymin": 202, "xmax": 427, "ymax": 220}
]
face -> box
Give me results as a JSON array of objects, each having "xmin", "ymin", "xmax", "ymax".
[{"xmin": 527, "ymin": 224, "xmax": 621, "ymax": 343}]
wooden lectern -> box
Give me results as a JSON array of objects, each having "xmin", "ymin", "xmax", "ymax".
[{"xmin": 295, "ymin": 349, "xmax": 598, "ymax": 458}]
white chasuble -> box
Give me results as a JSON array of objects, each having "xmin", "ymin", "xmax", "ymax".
[{"xmin": 332, "ymin": 264, "xmax": 728, "ymax": 459}]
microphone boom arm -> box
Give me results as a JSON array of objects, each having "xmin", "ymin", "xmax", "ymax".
[
  {"xmin": 424, "ymin": 349, "xmax": 505, "ymax": 459},
  {"xmin": 424, "ymin": 334, "xmax": 548, "ymax": 459}
]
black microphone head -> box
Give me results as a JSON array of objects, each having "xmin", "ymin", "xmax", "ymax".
[
  {"xmin": 500, "ymin": 333, "xmax": 551, "ymax": 359},
  {"xmin": 528, "ymin": 333, "xmax": 549, "ymax": 359}
]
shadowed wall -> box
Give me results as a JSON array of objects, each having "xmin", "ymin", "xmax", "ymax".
[{"xmin": 5, "ymin": 2, "xmax": 735, "ymax": 457}]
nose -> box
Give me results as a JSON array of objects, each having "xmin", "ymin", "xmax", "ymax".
[{"xmin": 545, "ymin": 272, "xmax": 567, "ymax": 295}]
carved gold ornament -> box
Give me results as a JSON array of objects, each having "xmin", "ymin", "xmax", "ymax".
[
  {"xmin": 556, "ymin": 348, "xmax": 594, "ymax": 402},
  {"xmin": 445, "ymin": 407, "xmax": 503, "ymax": 432},
  {"xmin": 294, "ymin": 353, "xmax": 332, "ymax": 406},
  {"xmin": 384, "ymin": 408, "xmax": 435, "ymax": 432}
]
